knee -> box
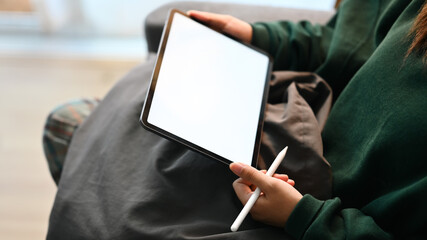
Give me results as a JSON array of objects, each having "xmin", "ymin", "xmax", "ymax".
[{"xmin": 42, "ymin": 98, "xmax": 100, "ymax": 184}]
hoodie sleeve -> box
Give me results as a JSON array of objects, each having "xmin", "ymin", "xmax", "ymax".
[
  {"xmin": 284, "ymin": 195, "xmax": 393, "ymax": 240},
  {"xmin": 250, "ymin": 17, "xmax": 335, "ymax": 72}
]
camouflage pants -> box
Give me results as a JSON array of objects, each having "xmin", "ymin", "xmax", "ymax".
[{"xmin": 42, "ymin": 98, "xmax": 100, "ymax": 184}]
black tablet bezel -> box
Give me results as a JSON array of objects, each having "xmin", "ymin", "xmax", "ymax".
[{"xmin": 140, "ymin": 9, "xmax": 272, "ymax": 167}]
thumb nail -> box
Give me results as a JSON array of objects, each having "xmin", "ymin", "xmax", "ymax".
[{"xmin": 230, "ymin": 162, "xmax": 246, "ymax": 175}]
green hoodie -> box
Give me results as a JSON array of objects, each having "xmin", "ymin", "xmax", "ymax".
[{"xmin": 251, "ymin": 0, "xmax": 427, "ymax": 239}]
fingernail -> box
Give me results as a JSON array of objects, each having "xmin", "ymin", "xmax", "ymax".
[{"xmin": 230, "ymin": 162, "xmax": 246, "ymax": 175}]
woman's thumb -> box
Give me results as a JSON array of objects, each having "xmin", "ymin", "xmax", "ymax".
[{"xmin": 230, "ymin": 163, "xmax": 271, "ymax": 190}]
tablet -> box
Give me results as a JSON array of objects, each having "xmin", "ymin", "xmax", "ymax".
[{"xmin": 140, "ymin": 9, "xmax": 272, "ymax": 166}]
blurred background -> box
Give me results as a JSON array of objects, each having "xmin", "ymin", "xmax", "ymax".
[{"xmin": 0, "ymin": 0, "xmax": 334, "ymax": 239}]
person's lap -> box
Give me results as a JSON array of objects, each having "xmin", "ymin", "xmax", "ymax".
[{"xmin": 44, "ymin": 56, "xmax": 331, "ymax": 239}]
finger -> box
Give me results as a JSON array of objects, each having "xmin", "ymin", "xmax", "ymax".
[
  {"xmin": 230, "ymin": 163, "xmax": 272, "ymax": 190},
  {"xmin": 232, "ymin": 178, "xmax": 254, "ymax": 205},
  {"xmin": 259, "ymin": 169, "xmax": 291, "ymax": 183},
  {"xmin": 187, "ymin": 10, "xmax": 229, "ymax": 30},
  {"xmin": 234, "ymin": 176, "xmax": 253, "ymax": 187},
  {"xmin": 234, "ymin": 177, "xmax": 258, "ymax": 191},
  {"xmin": 187, "ymin": 10, "xmax": 209, "ymax": 22},
  {"xmin": 273, "ymin": 174, "xmax": 289, "ymax": 182},
  {"xmin": 273, "ymin": 173, "xmax": 294, "ymax": 186}
]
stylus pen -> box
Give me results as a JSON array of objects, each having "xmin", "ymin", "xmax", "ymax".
[{"xmin": 230, "ymin": 146, "xmax": 289, "ymax": 232}]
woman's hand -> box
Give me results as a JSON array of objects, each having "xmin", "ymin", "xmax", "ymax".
[
  {"xmin": 187, "ymin": 10, "xmax": 253, "ymax": 43},
  {"xmin": 230, "ymin": 162, "xmax": 303, "ymax": 228}
]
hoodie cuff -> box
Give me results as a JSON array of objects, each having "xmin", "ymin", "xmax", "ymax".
[
  {"xmin": 285, "ymin": 194, "xmax": 324, "ymax": 240},
  {"xmin": 250, "ymin": 23, "xmax": 271, "ymax": 53}
]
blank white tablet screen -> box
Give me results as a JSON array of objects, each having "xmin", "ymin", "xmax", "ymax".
[{"xmin": 147, "ymin": 13, "xmax": 269, "ymax": 165}]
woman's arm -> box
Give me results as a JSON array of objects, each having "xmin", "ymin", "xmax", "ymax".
[
  {"xmin": 251, "ymin": 20, "xmax": 334, "ymax": 71},
  {"xmin": 188, "ymin": 10, "xmax": 335, "ymax": 72}
]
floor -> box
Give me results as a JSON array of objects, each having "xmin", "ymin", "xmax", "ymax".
[{"xmin": 0, "ymin": 55, "xmax": 142, "ymax": 239}]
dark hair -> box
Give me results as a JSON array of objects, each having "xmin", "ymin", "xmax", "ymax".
[{"xmin": 407, "ymin": 2, "xmax": 427, "ymax": 61}]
